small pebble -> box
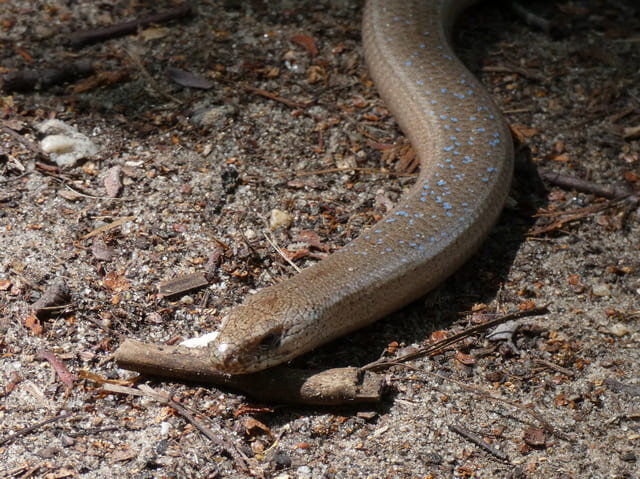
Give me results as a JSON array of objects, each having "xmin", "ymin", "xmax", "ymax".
[
  {"xmin": 270, "ymin": 209, "xmax": 293, "ymax": 229},
  {"xmin": 592, "ymin": 283, "xmax": 611, "ymax": 297},
  {"xmin": 610, "ymin": 323, "xmax": 630, "ymax": 337}
]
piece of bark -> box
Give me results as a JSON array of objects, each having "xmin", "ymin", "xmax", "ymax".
[
  {"xmin": 157, "ymin": 272, "xmax": 209, "ymax": 298},
  {"xmin": 115, "ymin": 339, "xmax": 383, "ymax": 405},
  {"xmin": 32, "ymin": 278, "xmax": 71, "ymax": 319}
]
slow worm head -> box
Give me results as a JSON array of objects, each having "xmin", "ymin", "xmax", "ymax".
[{"xmin": 209, "ymin": 0, "xmax": 514, "ymax": 374}]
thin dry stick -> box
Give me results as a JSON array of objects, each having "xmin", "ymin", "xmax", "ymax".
[
  {"xmin": 449, "ymin": 423, "xmax": 509, "ymax": 462},
  {"xmin": 0, "ymin": 413, "xmax": 70, "ymax": 447},
  {"xmin": 263, "ymin": 229, "xmax": 301, "ymax": 273},
  {"xmin": 363, "ymin": 304, "xmax": 550, "ymax": 371},
  {"xmin": 80, "ymin": 216, "xmax": 136, "ymax": 240},
  {"xmin": 138, "ymin": 385, "xmax": 250, "ymax": 471},
  {"xmin": 70, "ymin": 2, "xmax": 194, "ymax": 47},
  {"xmin": 105, "ymin": 383, "xmax": 250, "ymax": 471},
  {"xmin": 243, "ymin": 85, "xmax": 310, "ymax": 109},
  {"xmin": 418, "ymin": 369, "xmax": 571, "ymax": 442},
  {"xmin": 533, "ymin": 358, "xmax": 575, "ymax": 378},
  {"xmin": 540, "ymin": 170, "xmax": 634, "ymax": 201}
]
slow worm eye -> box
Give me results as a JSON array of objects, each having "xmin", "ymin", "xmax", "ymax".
[{"xmin": 257, "ymin": 331, "xmax": 281, "ymax": 350}]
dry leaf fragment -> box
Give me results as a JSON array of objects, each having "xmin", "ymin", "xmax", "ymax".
[
  {"xmin": 102, "ymin": 271, "xmax": 131, "ymax": 292},
  {"xmin": 296, "ymin": 229, "xmax": 328, "ymax": 251},
  {"xmin": 157, "ymin": 272, "xmax": 209, "ymax": 298},
  {"xmin": 242, "ymin": 417, "xmax": 273, "ymax": 438},
  {"xmin": 32, "ymin": 278, "xmax": 70, "ymax": 319},
  {"xmin": 523, "ymin": 426, "xmax": 546, "ymax": 448},
  {"xmin": 38, "ymin": 349, "xmax": 76, "ymax": 388},
  {"xmin": 23, "ymin": 313, "xmax": 44, "ymax": 335},
  {"xmin": 291, "ymin": 33, "xmax": 318, "ymax": 57},
  {"xmin": 165, "ymin": 66, "xmax": 214, "ymax": 89},
  {"xmin": 429, "ymin": 330, "xmax": 448, "ymax": 342},
  {"xmin": 91, "ymin": 240, "xmax": 115, "ymax": 261},
  {"xmin": 454, "ymin": 352, "xmax": 475, "ymax": 366}
]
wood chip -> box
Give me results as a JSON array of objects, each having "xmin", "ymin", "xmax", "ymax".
[{"xmin": 157, "ymin": 272, "xmax": 209, "ymax": 297}]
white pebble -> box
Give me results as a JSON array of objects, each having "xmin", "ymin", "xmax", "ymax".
[
  {"xmin": 611, "ymin": 323, "xmax": 630, "ymax": 337},
  {"xmin": 592, "ymin": 283, "xmax": 611, "ymax": 297},
  {"xmin": 270, "ymin": 209, "xmax": 293, "ymax": 229}
]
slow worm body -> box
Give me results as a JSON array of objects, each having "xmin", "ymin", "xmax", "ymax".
[{"xmin": 209, "ymin": 0, "xmax": 514, "ymax": 374}]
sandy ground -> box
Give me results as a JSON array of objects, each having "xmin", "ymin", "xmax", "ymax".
[{"xmin": 1, "ymin": 0, "xmax": 639, "ymax": 477}]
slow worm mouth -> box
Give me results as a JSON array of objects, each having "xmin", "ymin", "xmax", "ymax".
[{"xmin": 210, "ymin": 341, "xmax": 238, "ymax": 370}]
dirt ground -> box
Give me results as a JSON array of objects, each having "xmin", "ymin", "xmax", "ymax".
[{"xmin": 1, "ymin": 0, "xmax": 639, "ymax": 477}]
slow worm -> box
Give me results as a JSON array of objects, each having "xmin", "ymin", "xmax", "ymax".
[{"xmin": 209, "ymin": 0, "xmax": 514, "ymax": 374}]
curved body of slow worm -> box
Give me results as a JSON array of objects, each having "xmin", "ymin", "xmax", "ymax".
[{"xmin": 209, "ymin": 0, "xmax": 514, "ymax": 374}]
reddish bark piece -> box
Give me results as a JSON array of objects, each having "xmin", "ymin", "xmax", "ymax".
[
  {"xmin": 38, "ymin": 350, "xmax": 76, "ymax": 388},
  {"xmin": 291, "ymin": 33, "xmax": 318, "ymax": 57},
  {"xmin": 523, "ymin": 426, "xmax": 546, "ymax": 448}
]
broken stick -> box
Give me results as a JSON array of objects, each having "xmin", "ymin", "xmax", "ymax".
[{"xmin": 115, "ymin": 339, "xmax": 383, "ymax": 406}]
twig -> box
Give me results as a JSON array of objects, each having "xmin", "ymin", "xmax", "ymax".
[
  {"xmin": 243, "ymin": 85, "xmax": 310, "ymax": 109},
  {"xmin": 263, "ymin": 229, "xmax": 301, "ymax": 273},
  {"xmin": 70, "ymin": 2, "xmax": 194, "ymax": 47},
  {"xmin": 104, "ymin": 383, "xmax": 249, "ymax": 471},
  {"xmin": 80, "ymin": 216, "xmax": 136, "ymax": 240},
  {"xmin": 137, "ymin": 385, "xmax": 250, "ymax": 471},
  {"xmin": 363, "ymin": 305, "xmax": 550, "ymax": 371},
  {"xmin": 0, "ymin": 413, "xmax": 70, "ymax": 446},
  {"xmin": 449, "ymin": 423, "xmax": 509, "ymax": 462},
  {"xmin": 528, "ymin": 202, "xmax": 620, "ymax": 236},
  {"xmin": 533, "ymin": 358, "xmax": 575, "ymax": 377},
  {"xmin": 540, "ymin": 170, "xmax": 635, "ymax": 201},
  {"xmin": 114, "ymin": 339, "xmax": 384, "ymax": 405}
]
